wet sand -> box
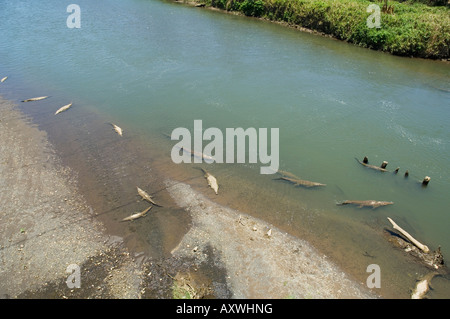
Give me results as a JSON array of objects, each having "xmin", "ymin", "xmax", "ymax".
[
  {"xmin": 0, "ymin": 95, "xmax": 378, "ymax": 298},
  {"xmin": 0, "ymin": 97, "xmax": 144, "ymax": 298}
]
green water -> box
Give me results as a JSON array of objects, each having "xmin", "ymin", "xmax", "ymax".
[{"xmin": 1, "ymin": 0, "xmax": 449, "ymax": 297}]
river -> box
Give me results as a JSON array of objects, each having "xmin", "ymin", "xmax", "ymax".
[{"xmin": 1, "ymin": 0, "xmax": 449, "ymax": 298}]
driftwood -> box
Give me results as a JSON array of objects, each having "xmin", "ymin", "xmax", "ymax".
[
  {"xmin": 386, "ymin": 230, "xmax": 444, "ymax": 270},
  {"xmin": 387, "ymin": 217, "xmax": 429, "ymax": 253},
  {"xmin": 386, "ymin": 217, "xmax": 445, "ymax": 270}
]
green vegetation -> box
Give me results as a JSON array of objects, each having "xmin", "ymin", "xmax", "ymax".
[
  {"xmin": 195, "ymin": 0, "xmax": 450, "ymax": 59},
  {"xmin": 170, "ymin": 272, "xmax": 211, "ymax": 299},
  {"xmin": 172, "ymin": 281, "xmax": 193, "ymax": 299}
]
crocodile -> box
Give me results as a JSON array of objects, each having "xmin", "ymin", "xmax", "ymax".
[
  {"xmin": 55, "ymin": 102, "xmax": 73, "ymax": 115},
  {"xmin": 337, "ymin": 200, "xmax": 394, "ymax": 209},
  {"xmin": 122, "ymin": 205, "xmax": 152, "ymax": 222},
  {"xmin": 276, "ymin": 176, "xmax": 326, "ymax": 188},
  {"xmin": 21, "ymin": 96, "xmax": 49, "ymax": 102}
]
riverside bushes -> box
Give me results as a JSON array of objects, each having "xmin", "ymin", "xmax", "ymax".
[
  {"xmin": 240, "ymin": 0, "xmax": 265, "ymax": 16},
  {"xmin": 199, "ymin": 0, "xmax": 450, "ymax": 59}
]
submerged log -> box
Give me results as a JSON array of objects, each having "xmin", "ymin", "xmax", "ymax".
[
  {"xmin": 422, "ymin": 176, "xmax": 431, "ymax": 186},
  {"xmin": 355, "ymin": 157, "xmax": 388, "ymax": 172}
]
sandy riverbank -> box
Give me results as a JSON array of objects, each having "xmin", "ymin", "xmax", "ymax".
[
  {"xmin": 0, "ymin": 97, "xmax": 144, "ymax": 298},
  {"xmin": 165, "ymin": 179, "xmax": 377, "ymax": 298},
  {"xmin": 0, "ymin": 95, "xmax": 377, "ymax": 299}
]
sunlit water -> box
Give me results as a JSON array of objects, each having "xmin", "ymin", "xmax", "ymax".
[{"xmin": 1, "ymin": 0, "xmax": 449, "ymax": 298}]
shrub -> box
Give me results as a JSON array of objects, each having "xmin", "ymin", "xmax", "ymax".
[
  {"xmin": 239, "ymin": 0, "xmax": 266, "ymax": 17},
  {"xmin": 205, "ymin": 0, "xmax": 450, "ymax": 59}
]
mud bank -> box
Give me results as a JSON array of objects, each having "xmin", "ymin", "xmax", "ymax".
[
  {"xmin": 165, "ymin": 180, "xmax": 377, "ymax": 299},
  {"xmin": 0, "ymin": 97, "xmax": 145, "ymax": 298},
  {"xmin": 0, "ymin": 95, "xmax": 379, "ymax": 298}
]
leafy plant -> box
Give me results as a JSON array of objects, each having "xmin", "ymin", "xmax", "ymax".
[{"xmin": 239, "ymin": 0, "xmax": 266, "ymax": 17}]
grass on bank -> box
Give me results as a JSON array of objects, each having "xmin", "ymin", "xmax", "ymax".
[{"xmin": 192, "ymin": 0, "xmax": 450, "ymax": 59}]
